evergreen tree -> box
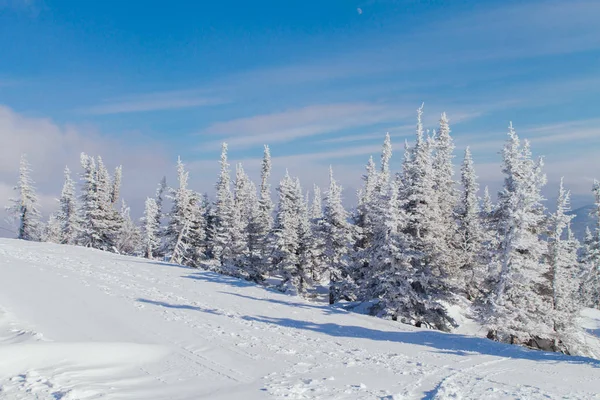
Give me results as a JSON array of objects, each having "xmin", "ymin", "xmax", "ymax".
[
  {"xmin": 431, "ymin": 112, "xmax": 460, "ymax": 284},
  {"xmin": 457, "ymin": 147, "xmax": 485, "ymax": 298},
  {"xmin": 581, "ymin": 181, "xmax": 600, "ymax": 308},
  {"xmin": 212, "ymin": 143, "xmax": 235, "ymax": 267},
  {"xmin": 44, "ymin": 213, "xmax": 62, "ymax": 244},
  {"xmin": 185, "ymin": 192, "xmax": 208, "ymax": 267},
  {"xmin": 254, "ymin": 145, "xmax": 274, "ymax": 279},
  {"xmin": 271, "ymin": 171, "xmax": 302, "ymax": 293},
  {"xmin": 163, "ymin": 157, "xmax": 194, "ymax": 263},
  {"xmin": 484, "ymin": 124, "xmax": 553, "ymax": 346},
  {"xmin": 141, "ymin": 197, "xmax": 159, "ymax": 259},
  {"xmin": 56, "ymin": 166, "xmax": 79, "ymax": 244},
  {"xmin": 77, "ymin": 153, "xmax": 99, "ymax": 247},
  {"xmin": 323, "ymin": 167, "xmax": 353, "ymax": 304},
  {"xmin": 547, "ymin": 179, "xmax": 581, "ymax": 346},
  {"xmin": 116, "ymin": 200, "xmax": 140, "ymax": 255},
  {"xmin": 6, "ymin": 154, "xmax": 42, "ymax": 241},
  {"xmin": 153, "ymin": 176, "xmax": 168, "ymax": 258},
  {"xmin": 307, "ymin": 185, "xmax": 326, "ymax": 283},
  {"xmin": 110, "ymin": 165, "xmax": 122, "ymax": 205},
  {"xmin": 351, "ymin": 156, "xmax": 378, "ymax": 292},
  {"xmin": 400, "ymin": 106, "xmax": 455, "ymax": 331}
]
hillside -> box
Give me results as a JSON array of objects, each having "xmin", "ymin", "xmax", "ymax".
[{"xmin": 0, "ymin": 239, "xmax": 599, "ymax": 400}]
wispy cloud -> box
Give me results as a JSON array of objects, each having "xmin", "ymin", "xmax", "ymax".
[
  {"xmin": 82, "ymin": 90, "xmax": 226, "ymax": 115},
  {"xmin": 199, "ymin": 103, "xmax": 409, "ymax": 150}
]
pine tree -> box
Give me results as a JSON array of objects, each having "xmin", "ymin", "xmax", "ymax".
[
  {"xmin": 431, "ymin": 112, "xmax": 460, "ymax": 284},
  {"xmin": 581, "ymin": 181, "xmax": 600, "ymax": 308},
  {"xmin": 457, "ymin": 147, "xmax": 485, "ymax": 298},
  {"xmin": 110, "ymin": 166, "xmax": 122, "ymax": 205},
  {"xmin": 77, "ymin": 153, "xmax": 99, "ymax": 247},
  {"xmin": 547, "ymin": 179, "xmax": 581, "ymax": 346},
  {"xmin": 141, "ymin": 197, "xmax": 159, "ymax": 259},
  {"xmin": 94, "ymin": 157, "xmax": 123, "ymax": 251},
  {"xmin": 44, "ymin": 213, "xmax": 62, "ymax": 244},
  {"xmin": 254, "ymin": 145, "xmax": 274, "ymax": 279},
  {"xmin": 271, "ymin": 171, "xmax": 302, "ymax": 293},
  {"xmin": 153, "ymin": 176, "xmax": 168, "ymax": 258},
  {"xmin": 185, "ymin": 192, "xmax": 208, "ymax": 267},
  {"xmin": 400, "ymin": 106, "xmax": 455, "ymax": 331},
  {"xmin": 323, "ymin": 167, "xmax": 354, "ymax": 304},
  {"xmin": 212, "ymin": 143, "xmax": 235, "ymax": 267},
  {"xmin": 6, "ymin": 155, "xmax": 42, "ymax": 241},
  {"xmin": 163, "ymin": 157, "xmax": 194, "ymax": 263},
  {"xmin": 55, "ymin": 166, "xmax": 79, "ymax": 244},
  {"xmin": 351, "ymin": 156, "xmax": 378, "ymax": 292},
  {"xmin": 307, "ymin": 185, "xmax": 326, "ymax": 283},
  {"xmin": 484, "ymin": 124, "xmax": 553, "ymax": 346},
  {"xmin": 367, "ymin": 180, "xmax": 418, "ymax": 322},
  {"xmin": 116, "ymin": 200, "xmax": 140, "ymax": 255}
]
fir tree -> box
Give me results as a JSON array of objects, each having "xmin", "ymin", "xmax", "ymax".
[
  {"xmin": 581, "ymin": 181, "xmax": 600, "ymax": 308},
  {"xmin": 6, "ymin": 155, "xmax": 42, "ymax": 241},
  {"xmin": 457, "ymin": 147, "xmax": 485, "ymax": 298},
  {"xmin": 484, "ymin": 124, "xmax": 553, "ymax": 346},
  {"xmin": 141, "ymin": 197, "xmax": 159, "ymax": 259},
  {"xmin": 271, "ymin": 171, "xmax": 302, "ymax": 293},
  {"xmin": 547, "ymin": 179, "xmax": 581, "ymax": 347},
  {"xmin": 323, "ymin": 167, "xmax": 353, "ymax": 304},
  {"xmin": 254, "ymin": 145, "xmax": 274, "ymax": 279},
  {"xmin": 57, "ymin": 166, "xmax": 79, "ymax": 244},
  {"xmin": 110, "ymin": 165, "xmax": 122, "ymax": 205},
  {"xmin": 116, "ymin": 200, "xmax": 140, "ymax": 255},
  {"xmin": 163, "ymin": 157, "xmax": 194, "ymax": 263},
  {"xmin": 212, "ymin": 143, "xmax": 235, "ymax": 267}
]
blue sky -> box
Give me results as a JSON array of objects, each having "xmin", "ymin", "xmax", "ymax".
[{"xmin": 1, "ymin": 0, "xmax": 600, "ymax": 219}]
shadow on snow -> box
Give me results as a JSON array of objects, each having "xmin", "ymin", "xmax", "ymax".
[
  {"xmin": 136, "ymin": 298, "xmax": 222, "ymax": 315},
  {"xmin": 239, "ymin": 315, "xmax": 600, "ymax": 368}
]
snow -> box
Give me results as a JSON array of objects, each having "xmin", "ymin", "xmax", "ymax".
[{"xmin": 1, "ymin": 239, "xmax": 600, "ymax": 399}]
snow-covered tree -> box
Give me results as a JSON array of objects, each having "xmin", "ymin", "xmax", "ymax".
[
  {"xmin": 271, "ymin": 171, "xmax": 303, "ymax": 292},
  {"xmin": 116, "ymin": 200, "xmax": 140, "ymax": 255},
  {"xmin": 484, "ymin": 124, "xmax": 553, "ymax": 346},
  {"xmin": 211, "ymin": 143, "xmax": 235, "ymax": 266},
  {"xmin": 306, "ymin": 185, "xmax": 326, "ymax": 283},
  {"xmin": 141, "ymin": 197, "xmax": 159, "ymax": 259},
  {"xmin": 581, "ymin": 181, "xmax": 600, "ymax": 308},
  {"xmin": 253, "ymin": 145, "xmax": 274, "ymax": 279},
  {"xmin": 6, "ymin": 155, "xmax": 42, "ymax": 241},
  {"xmin": 56, "ymin": 166, "xmax": 79, "ymax": 244},
  {"xmin": 431, "ymin": 112, "xmax": 460, "ymax": 283},
  {"xmin": 153, "ymin": 176, "xmax": 168, "ymax": 258},
  {"xmin": 185, "ymin": 192, "xmax": 208, "ymax": 267},
  {"xmin": 110, "ymin": 165, "xmax": 122, "ymax": 205},
  {"xmin": 400, "ymin": 106, "xmax": 455, "ymax": 330},
  {"xmin": 323, "ymin": 167, "xmax": 354, "ymax": 304},
  {"xmin": 44, "ymin": 213, "xmax": 62, "ymax": 244},
  {"xmin": 163, "ymin": 157, "xmax": 194, "ymax": 263},
  {"xmin": 547, "ymin": 179, "xmax": 581, "ymax": 345},
  {"xmin": 351, "ymin": 156, "xmax": 379, "ymax": 291},
  {"xmin": 457, "ymin": 147, "xmax": 485, "ymax": 298}
]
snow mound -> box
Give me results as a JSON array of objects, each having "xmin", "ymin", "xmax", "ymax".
[{"xmin": 1, "ymin": 239, "xmax": 600, "ymax": 399}]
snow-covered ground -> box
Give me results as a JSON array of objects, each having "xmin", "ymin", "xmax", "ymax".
[{"xmin": 0, "ymin": 239, "xmax": 599, "ymax": 399}]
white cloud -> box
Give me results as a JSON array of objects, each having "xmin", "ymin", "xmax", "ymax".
[
  {"xmin": 82, "ymin": 90, "xmax": 225, "ymax": 115},
  {"xmin": 198, "ymin": 103, "xmax": 409, "ymax": 150},
  {"xmin": 0, "ymin": 106, "xmax": 172, "ymax": 224}
]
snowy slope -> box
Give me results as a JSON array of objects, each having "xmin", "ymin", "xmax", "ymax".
[{"xmin": 0, "ymin": 239, "xmax": 599, "ymax": 400}]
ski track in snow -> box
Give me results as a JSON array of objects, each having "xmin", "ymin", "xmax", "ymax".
[{"xmin": 0, "ymin": 239, "xmax": 599, "ymax": 399}]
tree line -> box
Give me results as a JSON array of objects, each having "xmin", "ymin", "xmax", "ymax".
[{"xmin": 7, "ymin": 105, "xmax": 600, "ymax": 356}]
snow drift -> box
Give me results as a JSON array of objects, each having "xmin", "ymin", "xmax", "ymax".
[{"xmin": 0, "ymin": 239, "xmax": 599, "ymax": 399}]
